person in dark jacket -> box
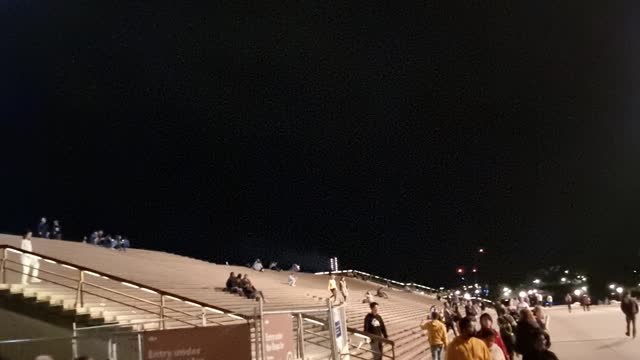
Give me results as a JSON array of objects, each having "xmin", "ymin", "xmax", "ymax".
[
  {"xmin": 51, "ymin": 220, "xmax": 62, "ymax": 240},
  {"xmin": 621, "ymin": 292, "xmax": 639, "ymax": 338},
  {"xmin": 225, "ymin": 272, "xmax": 236, "ymax": 291},
  {"xmin": 515, "ymin": 309, "xmax": 541, "ymax": 358},
  {"xmin": 364, "ymin": 302, "xmax": 388, "ymax": 360},
  {"xmin": 523, "ymin": 329, "xmax": 559, "ymax": 360},
  {"xmin": 37, "ymin": 217, "xmax": 49, "ymax": 239},
  {"xmin": 230, "ymin": 272, "xmax": 244, "ymax": 296}
]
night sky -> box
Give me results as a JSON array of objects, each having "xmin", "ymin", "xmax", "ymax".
[{"xmin": 2, "ymin": 2, "xmax": 640, "ymax": 287}]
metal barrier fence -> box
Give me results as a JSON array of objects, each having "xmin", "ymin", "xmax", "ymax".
[
  {"xmin": 0, "ymin": 245, "xmax": 248, "ymax": 329},
  {"xmin": 257, "ymin": 298, "xmax": 395, "ymax": 360},
  {"xmin": 0, "ymin": 331, "xmax": 142, "ymax": 360}
]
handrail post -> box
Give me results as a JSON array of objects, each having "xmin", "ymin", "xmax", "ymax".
[
  {"xmin": 253, "ymin": 307, "xmax": 259, "ymax": 360},
  {"xmin": 327, "ymin": 299, "xmax": 339, "ymax": 360},
  {"xmin": 391, "ymin": 341, "xmax": 396, "ymax": 360},
  {"xmin": 137, "ymin": 333, "xmax": 143, "ymax": 360},
  {"xmin": 259, "ymin": 297, "xmax": 266, "ymax": 360},
  {"xmin": 201, "ymin": 307, "xmax": 206, "ymax": 326},
  {"xmin": 71, "ymin": 322, "xmax": 78, "ymax": 359},
  {"xmin": 1, "ymin": 247, "xmax": 7, "ymax": 284},
  {"xmin": 160, "ymin": 295, "xmax": 166, "ymax": 330},
  {"xmin": 75, "ymin": 271, "xmax": 85, "ymax": 309},
  {"xmin": 297, "ymin": 313, "xmax": 306, "ymax": 360}
]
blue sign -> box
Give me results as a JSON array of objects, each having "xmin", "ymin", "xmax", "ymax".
[{"xmin": 335, "ymin": 320, "xmax": 342, "ymax": 338}]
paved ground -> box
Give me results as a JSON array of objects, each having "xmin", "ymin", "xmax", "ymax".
[{"xmin": 544, "ymin": 304, "xmax": 639, "ymax": 359}]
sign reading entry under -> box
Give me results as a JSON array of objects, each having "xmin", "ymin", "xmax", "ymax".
[
  {"xmin": 143, "ymin": 324, "xmax": 251, "ymax": 360},
  {"xmin": 263, "ymin": 313, "xmax": 295, "ymax": 360}
]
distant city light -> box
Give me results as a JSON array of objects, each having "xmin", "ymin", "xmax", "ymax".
[
  {"xmin": 561, "ymin": 278, "xmax": 567, "ymax": 282},
  {"xmin": 533, "ymin": 279, "xmax": 541, "ymax": 284},
  {"xmin": 519, "ymin": 291, "xmax": 527, "ymax": 298},
  {"xmin": 616, "ymin": 287, "xmax": 624, "ymax": 294},
  {"xmin": 609, "ymin": 284, "xmax": 616, "ymax": 289},
  {"xmin": 455, "ymin": 290, "xmax": 461, "ymax": 295},
  {"xmin": 503, "ymin": 287, "xmax": 509, "ymax": 292},
  {"xmin": 472, "ymin": 268, "xmax": 477, "ymax": 273},
  {"xmin": 574, "ymin": 290, "xmax": 582, "ymax": 296},
  {"xmin": 463, "ymin": 293, "xmax": 471, "ymax": 300},
  {"xmin": 581, "ymin": 286, "xmax": 587, "ymax": 291},
  {"xmin": 564, "ymin": 270, "xmax": 569, "ymax": 274},
  {"xmin": 478, "ymin": 248, "xmax": 485, "ymax": 253}
]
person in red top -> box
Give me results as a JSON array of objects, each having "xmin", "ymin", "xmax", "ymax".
[{"xmin": 479, "ymin": 313, "xmax": 510, "ymax": 360}]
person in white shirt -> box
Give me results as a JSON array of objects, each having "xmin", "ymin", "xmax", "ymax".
[
  {"xmin": 21, "ymin": 231, "xmax": 41, "ymax": 284},
  {"xmin": 517, "ymin": 298, "xmax": 530, "ymax": 311},
  {"xmin": 328, "ymin": 275, "xmax": 338, "ymax": 303},
  {"xmin": 339, "ymin": 277, "xmax": 349, "ymax": 302},
  {"xmin": 288, "ymin": 273, "xmax": 297, "ymax": 287},
  {"xmin": 478, "ymin": 328, "xmax": 506, "ymax": 360}
]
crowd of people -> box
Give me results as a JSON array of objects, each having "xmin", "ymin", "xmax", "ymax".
[
  {"xmin": 415, "ymin": 299, "xmax": 558, "ymax": 360},
  {"xmin": 31, "ymin": 216, "xmax": 132, "ymax": 251},
  {"xmin": 36, "ymin": 217, "xmax": 62, "ymax": 240},
  {"xmin": 326, "ymin": 274, "xmax": 394, "ymax": 306}
]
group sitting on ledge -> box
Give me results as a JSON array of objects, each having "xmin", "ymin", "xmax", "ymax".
[{"xmin": 224, "ymin": 272, "xmax": 266, "ymax": 302}]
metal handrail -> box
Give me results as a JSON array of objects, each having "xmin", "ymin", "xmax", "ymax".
[
  {"xmin": 2, "ymin": 263, "xmax": 201, "ymax": 328},
  {"xmin": 301, "ymin": 313, "xmax": 395, "ymax": 359},
  {"xmin": 0, "ymin": 245, "xmax": 251, "ymax": 329},
  {"xmin": 301, "ymin": 325, "xmax": 394, "ymax": 360},
  {"xmin": 0, "ymin": 245, "xmax": 247, "ymax": 317}
]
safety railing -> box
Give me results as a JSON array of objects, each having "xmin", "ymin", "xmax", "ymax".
[
  {"xmin": 0, "ymin": 330, "xmax": 144, "ymax": 360},
  {"xmin": 0, "ymin": 245, "xmax": 249, "ymax": 331},
  {"xmin": 0, "ymin": 244, "xmax": 395, "ymax": 359},
  {"xmin": 301, "ymin": 313, "xmax": 396, "ymax": 359}
]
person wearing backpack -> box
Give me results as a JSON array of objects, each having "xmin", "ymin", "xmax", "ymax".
[{"xmin": 621, "ymin": 292, "xmax": 639, "ymax": 338}]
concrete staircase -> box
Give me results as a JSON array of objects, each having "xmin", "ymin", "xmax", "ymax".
[{"xmin": 0, "ymin": 234, "xmax": 441, "ymax": 359}]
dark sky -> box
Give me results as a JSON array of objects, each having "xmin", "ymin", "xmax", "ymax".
[{"xmin": 2, "ymin": 2, "xmax": 640, "ymax": 287}]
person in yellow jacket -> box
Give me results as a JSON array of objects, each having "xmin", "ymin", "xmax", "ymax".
[
  {"xmin": 446, "ymin": 317, "xmax": 491, "ymax": 360},
  {"xmin": 420, "ymin": 312, "xmax": 448, "ymax": 360}
]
